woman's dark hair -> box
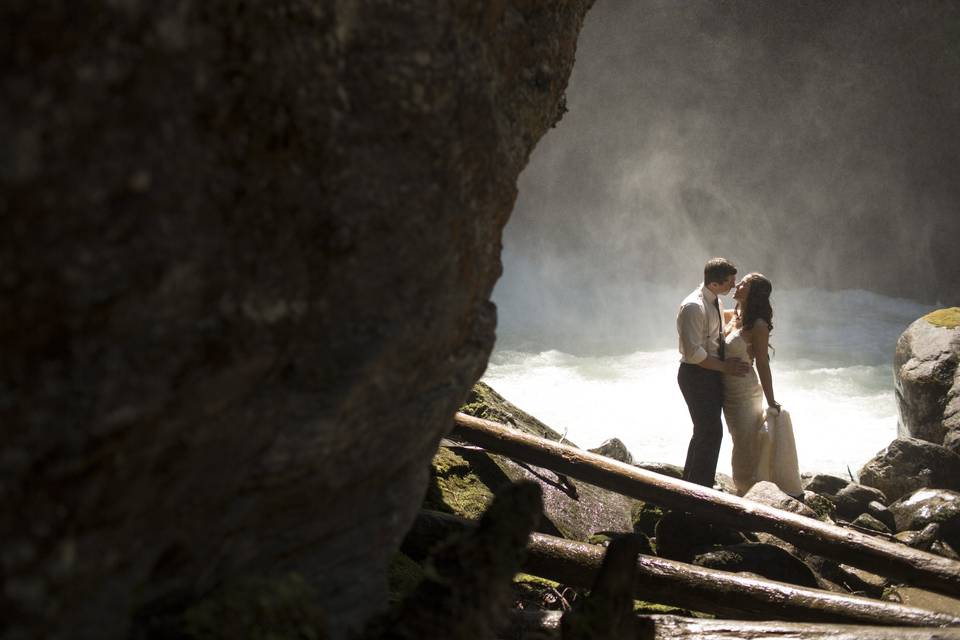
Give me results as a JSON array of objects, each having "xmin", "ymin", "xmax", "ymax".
[{"xmin": 739, "ymin": 273, "xmax": 773, "ymax": 332}]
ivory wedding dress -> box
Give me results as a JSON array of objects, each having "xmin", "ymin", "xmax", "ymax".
[{"xmin": 723, "ymin": 327, "xmax": 802, "ymax": 497}]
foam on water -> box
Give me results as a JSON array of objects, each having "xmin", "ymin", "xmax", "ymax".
[{"xmin": 485, "ymin": 287, "xmax": 936, "ymax": 477}]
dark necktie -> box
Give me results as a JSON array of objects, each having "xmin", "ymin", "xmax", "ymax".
[{"xmin": 713, "ymin": 297, "xmax": 725, "ymax": 360}]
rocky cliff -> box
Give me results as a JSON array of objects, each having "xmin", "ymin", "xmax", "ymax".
[{"xmin": 0, "ymin": 2, "xmax": 593, "ymax": 638}]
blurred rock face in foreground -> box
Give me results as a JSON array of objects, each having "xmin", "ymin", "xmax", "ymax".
[{"xmin": 0, "ymin": 2, "xmax": 593, "ymax": 638}]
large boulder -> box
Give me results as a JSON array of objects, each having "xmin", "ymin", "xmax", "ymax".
[
  {"xmin": 443, "ymin": 383, "xmax": 635, "ymax": 542},
  {"xmin": 858, "ymin": 437, "xmax": 960, "ymax": 502},
  {"xmin": 894, "ymin": 309, "xmax": 960, "ymax": 447},
  {"xmin": 1, "ymin": 4, "xmax": 594, "ymax": 639}
]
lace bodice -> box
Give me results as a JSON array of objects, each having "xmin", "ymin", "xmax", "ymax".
[{"xmin": 724, "ymin": 327, "xmax": 753, "ymax": 362}]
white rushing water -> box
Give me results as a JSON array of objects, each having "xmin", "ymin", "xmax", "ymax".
[{"xmin": 486, "ymin": 285, "xmax": 937, "ymax": 478}]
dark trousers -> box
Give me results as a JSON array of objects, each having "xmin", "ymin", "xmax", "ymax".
[{"xmin": 678, "ymin": 363, "xmax": 723, "ymax": 487}]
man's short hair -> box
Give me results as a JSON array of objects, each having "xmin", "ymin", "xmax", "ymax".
[{"xmin": 704, "ymin": 257, "xmax": 737, "ymax": 285}]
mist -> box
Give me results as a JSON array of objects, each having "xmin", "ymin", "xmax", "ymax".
[{"xmin": 494, "ymin": 0, "xmax": 960, "ymax": 354}]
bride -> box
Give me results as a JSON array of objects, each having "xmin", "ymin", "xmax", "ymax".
[{"xmin": 722, "ymin": 273, "xmax": 802, "ymax": 497}]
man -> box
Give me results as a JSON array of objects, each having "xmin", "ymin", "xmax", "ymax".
[{"xmin": 677, "ymin": 257, "xmax": 750, "ymax": 487}]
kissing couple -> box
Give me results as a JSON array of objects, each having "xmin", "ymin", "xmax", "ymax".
[{"xmin": 676, "ymin": 257, "xmax": 802, "ymax": 498}]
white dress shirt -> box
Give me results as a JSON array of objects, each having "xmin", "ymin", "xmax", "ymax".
[{"xmin": 677, "ymin": 283, "xmax": 723, "ymax": 364}]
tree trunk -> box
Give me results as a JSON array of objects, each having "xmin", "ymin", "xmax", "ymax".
[
  {"xmin": 405, "ymin": 510, "xmax": 960, "ymax": 627},
  {"xmin": 451, "ymin": 412, "xmax": 960, "ymax": 598},
  {"xmin": 501, "ymin": 612, "xmax": 960, "ymax": 640}
]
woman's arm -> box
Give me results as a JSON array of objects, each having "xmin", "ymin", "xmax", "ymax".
[{"xmin": 752, "ymin": 320, "xmax": 780, "ymax": 411}]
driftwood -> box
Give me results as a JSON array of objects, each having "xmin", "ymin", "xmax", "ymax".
[
  {"xmin": 405, "ymin": 510, "xmax": 960, "ymax": 627},
  {"xmin": 502, "ymin": 612, "xmax": 960, "ymax": 640},
  {"xmin": 451, "ymin": 412, "xmax": 960, "ymax": 598}
]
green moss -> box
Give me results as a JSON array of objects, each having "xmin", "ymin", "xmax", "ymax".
[
  {"xmin": 458, "ymin": 382, "xmax": 566, "ymax": 441},
  {"xmin": 182, "ymin": 573, "xmax": 326, "ymax": 640},
  {"xmin": 924, "ymin": 307, "xmax": 960, "ymax": 328},
  {"xmin": 424, "ymin": 447, "xmax": 494, "ymax": 519},
  {"xmin": 387, "ymin": 553, "xmax": 424, "ymax": 605},
  {"xmin": 513, "ymin": 573, "xmax": 560, "ymax": 589},
  {"xmin": 805, "ymin": 493, "xmax": 837, "ymax": 522},
  {"xmin": 631, "ymin": 502, "xmax": 663, "ymax": 538},
  {"xmin": 588, "ymin": 533, "xmax": 614, "ymax": 546},
  {"xmin": 632, "ymin": 600, "xmax": 694, "ymax": 616}
]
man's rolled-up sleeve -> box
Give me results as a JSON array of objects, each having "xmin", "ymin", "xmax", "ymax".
[{"xmin": 678, "ymin": 303, "xmax": 708, "ymax": 364}]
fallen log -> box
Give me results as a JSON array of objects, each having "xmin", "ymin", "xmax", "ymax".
[
  {"xmin": 451, "ymin": 412, "xmax": 960, "ymax": 598},
  {"xmin": 501, "ymin": 612, "xmax": 960, "ymax": 640},
  {"xmin": 404, "ymin": 510, "xmax": 960, "ymax": 627}
]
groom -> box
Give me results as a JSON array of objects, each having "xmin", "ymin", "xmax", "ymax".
[{"xmin": 677, "ymin": 257, "xmax": 750, "ymax": 487}]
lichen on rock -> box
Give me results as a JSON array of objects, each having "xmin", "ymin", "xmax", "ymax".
[{"xmin": 924, "ymin": 307, "xmax": 960, "ymax": 328}]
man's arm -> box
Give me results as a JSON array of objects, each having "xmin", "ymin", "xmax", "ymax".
[{"xmin": 677, "ymin": 304, "xmax": 750, "ymax": 376}]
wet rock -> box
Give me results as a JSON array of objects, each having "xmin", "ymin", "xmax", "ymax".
[
  {"xmin": 865, "ymin": 500, "xmax": 897, "ymax": 532},
  {"xmin": 802, "ymin": 492, "xmax": 837, "ymax": 523},
  {"xmin": 894, "ymin": 310, "xmax": 960, "ymax": 445},
  {"xmin": 858, "ymin": 437, "xmax": 960, "ymax": 501},
  {"xmin": 803, "ymin": 474, "xmax": 850, "ymax": 496},
  {"xmin": 743, "ymin": 481, "xmax": 817, "ymax": 519},
  {"xmin": 633, "ymin": 462, "xmax": 684, "ymax": 479},
  {"xmin": 835, "ymin": 565, "xmax": 888, "ymax": 597},
  {"xmin": 691, "ymin": 543, "xmax": 820, "ymax": 589},
  {"xmin": 897, "ymin": 522, "xmax": 943, "ymax": 552},
  {"xmin": 835, "ymin": 483, "xmax": 888, "ymax": 511},
  {"xmin": 850, "ymin": 513, "xmax": 892, "ymax": 535},
  {"xmin": 588, "ymin": 439, "xmax": 634, "ymax": 465},
  {"xmin": 888, "ymin": 489, "xmax": 960, "ymax": 549},
  {"xmin": 654, "ymin": 511, "xmax": 749, "ymax": 563},
  {"xmin": 932, "ymin": 540, "xmax": 960, "ymax": 560}
]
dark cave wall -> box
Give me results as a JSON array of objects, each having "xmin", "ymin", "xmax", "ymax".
[{"xmin": 0, "ymin": 1, "xmax": 594, "ymax": 638}]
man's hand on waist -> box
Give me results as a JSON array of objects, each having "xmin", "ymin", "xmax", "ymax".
[{"xmin": 723, "ymin": 357, "xmax": 751, "ymax": 376}]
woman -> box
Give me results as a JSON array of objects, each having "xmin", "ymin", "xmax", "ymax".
[{"xmin": 721, "ymin": 272, "xmax": 794, "ymax": 496}]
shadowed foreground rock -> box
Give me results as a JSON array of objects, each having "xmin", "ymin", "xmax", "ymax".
[
  {"xmin": 0, "ymin": 2, "xmax": 594, "ymax": 638},
  {"xmin": 365, "ymin": 482, "xmax": 542, "ymax": 640}
]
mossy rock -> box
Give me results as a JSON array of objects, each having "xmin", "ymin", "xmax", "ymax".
[
  {"xmin": 387, "ymin": 553, "xmax": 424, "ymax": 605},
  {"xmin": 631, "ymin": 502, "xmax": 664, "ymax": 538},
  {"xmin": 182, "ymin": 573, "xmax": 326, "ymax": 640},
  {"xmin": 444, "ymin": 382, "xmax": 636, "ymax": 542},
  {"xmin": 632, "ymin": 600, "xmax": 698, "ymax": 616},
  {"xmin": 924, "ymin": 307, "xmax": 960, "ymax": 328},
  {"xmin": 424, "ymin": 447, "xmax": 495, "ymax": 519},
  {"xmin": 805, "ymin": 493, "xmax": 837, "ymax": 522},
  {"xmin": 460, "ymin": 381, "xmax": 567, "ymax": 441}
]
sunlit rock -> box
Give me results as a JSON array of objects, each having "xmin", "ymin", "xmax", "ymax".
[
  {"xmin": 743, "ymin": 481, "xmax": 817, "ymax": 519},
  {"xmin": 894, "ymin": 309, "xmax": 960, "ymax": 446},
  {"xmin": 588, "ymin": 438, "xmax": 634, "ymax": 465},
  {"xmin": 888, "ymin": 489, "xmax": 960, "ymax": 550},
  {"xmin": 858, "ymin": 437, "xmax": 960, "ymax": 502}
]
